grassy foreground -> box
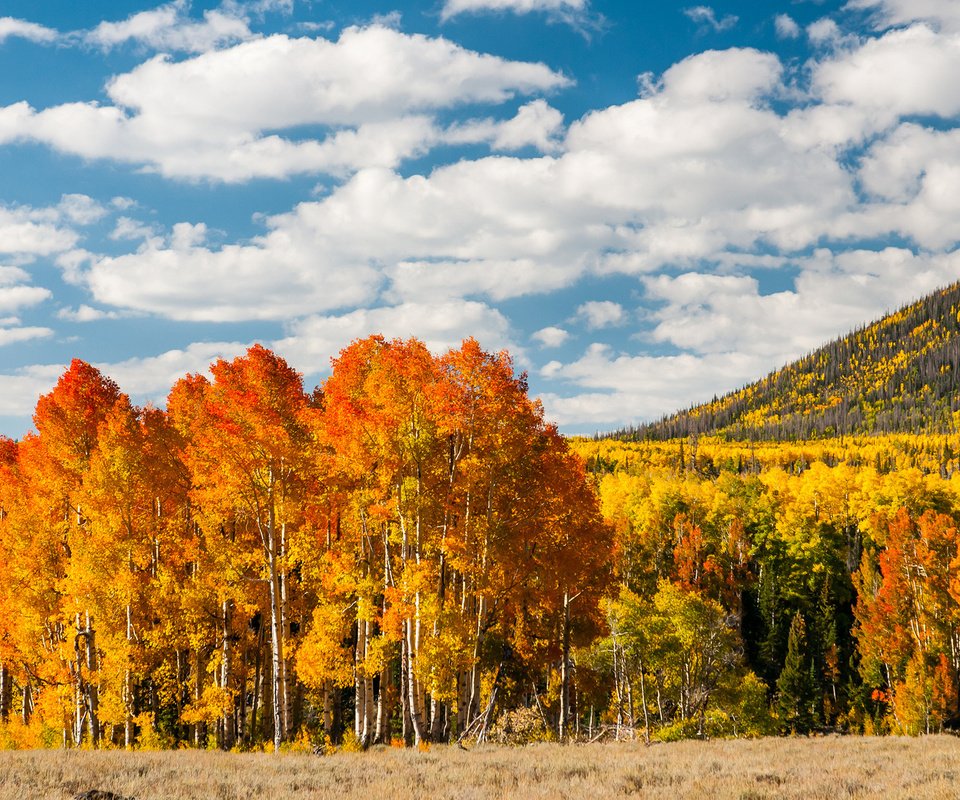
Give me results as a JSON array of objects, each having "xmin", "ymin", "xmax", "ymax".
[{"xmin": 2, "ymin": 736, "xmax": 959, "ymax": 800}]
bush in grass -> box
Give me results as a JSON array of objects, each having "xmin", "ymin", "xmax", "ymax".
[{"xmin": 488, "ymin": 707, "xmax": 554, "ymax": 745}]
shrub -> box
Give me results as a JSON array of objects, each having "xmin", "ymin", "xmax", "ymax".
[{"xmin": 488, "ymin": 707, "xmax": 554, "ymax": 746}]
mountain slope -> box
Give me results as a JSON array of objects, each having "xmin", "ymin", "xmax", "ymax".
[{"xmin": 618, "ymin": 281, "xmax": 960, "ymax": 441}]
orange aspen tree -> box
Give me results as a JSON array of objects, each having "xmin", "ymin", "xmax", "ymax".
[
  {"xmin": 168, "ymin": 345, "xmax": 316, "ymax": 751},
  {"xmin": 30, "ymin": 360, "xmax": 123, "ymax": 747}
]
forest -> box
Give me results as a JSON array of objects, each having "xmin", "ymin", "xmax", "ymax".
[
  {"xmin": 620, "ymin": 281, "xmax": 960, "ymax": 441},
  {"xmin": 573, "ymin": 434, "xmax": 960, "ymax": 740},
  {"xmin": 0, "ymin": 337, "xmax": 610, "ymax": 752},
  {"xmin": 3, "ymin": 336, "xmax": 960, "ymax": 752}
]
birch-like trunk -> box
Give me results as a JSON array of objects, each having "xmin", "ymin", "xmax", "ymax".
[
  {"xmin": 124, "ymin": 604, "xmax": 135, "ymax": 748},
  {"xmin": 267, "ymin": 544, "xmax": 284, "ymax": 752},
  {"xmin": 194, "ymin": 649, "xmax": 205, "ymax": 747},
  {"xmin": 221, "ymin": 599, "xmax": 234, "ymax": 749},
  {"xmin": 559, "ymin": 592, "xmax": 571, "ymax": 741},
  {"xmin": 279, "ymin": 521, "xmax": 292, "ymax": 740},
  {"xmin": 264, "ymin": 467, "xmax": 285, "ymax": 752},
  {"xmin": 354, "ymin": 614, "xmax": 367, "ymax": 743},
  {"xmin": 250, "ymin": 621, "xmax": 264, "ymax": 744},
  {"xmin": 375, "ymin": 662, "xmax": 390, "ymax": 744},
  {"xmin": 85, "ymin": 611, "xmax": 99, "ymax": 747},
  {"xmin": 405, "ymin": 617, "xmax": 428, "ymax": 743},
  {"xmin": 401, "ymin": 637, "xmax": 412, "ymax": 745}
]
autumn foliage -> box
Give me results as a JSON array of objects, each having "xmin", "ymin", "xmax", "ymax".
[
  {"xmin": 7, "ymin": 340, "xmax": 960, "ymax": 751},
  {"xmin": 0, "ymin": 338, "xmax": 611, "ymax": 750}
]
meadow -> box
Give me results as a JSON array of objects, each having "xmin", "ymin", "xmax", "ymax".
[{"xmin": 2, "ymin": 736, "xmax": 959, "ymax": 800}]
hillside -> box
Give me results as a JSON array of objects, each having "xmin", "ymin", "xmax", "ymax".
[{"xmin": 617, "ymin": 281, "xmax": 960, "ymax": 441}]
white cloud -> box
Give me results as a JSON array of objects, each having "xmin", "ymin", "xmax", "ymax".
[
  {"xmin": 0, "ymin": 266, "xmax": 54, "ymax": 352},
  {"xmin": 0, "ymin": 266, "xmax": 50, "ymax": 315},
  {"xmin": 87, "ymin": 224, "xmax": 382, "ymax": 322},
  {"xmin": 847, "ymin": 0, "xmax": 960, "ymax": 33},
  {"xmin": 856, "ymin": 123, "xmax": 960, "ymax": 202},
  {"xmin": 0, "ymin": 342, "xmax": 250, "ymax": 421},
  {"xmin": 57, "ymin": 194, "xmax": 109, "ymax": 226},
  {"xmin": 774, "ymin": 14, "xmax": 801, "ymax": 39},
  {"xmin": 57, "ymin": 305, "xmax": 125, "ymax": 322},
  {"xmin": 643, "ymin": 249, "xmax": 960, "ymax": 359},
  {"xmin": 575, "ymin": 301, "xmax": 626, "ymax": 329},
  {"xmin": 0, "ymin": 286, "xmax": 51, "ymax": 313},
  {"xmin": 0, "ymin": 26, "xmax": 569, "ymax": 181},
  {"xmin": 84, "ymin": 1, "xmax": 254, "ymax": 53},
  {"xmin": 683, "ymin": 6, "xmax": 738, "ymax": 32},
  {"xmin": 813, "ymin": 25, "xmax": 960, "ymax": 118},
  {"xmin": 274, "ymin": 301, "xmax": 517, "ymax": 375},
  {"xmin": 70, "ymin": 47, "xmax": 858, "ymax": 322},
  {"xmin": 539, "ymin": 344, "xmax": 766, "ymax": 426},
  {"xmin": 532, "ymin": 326, "xmax": 570, "ymax": 348},
  {"xmin": 110, "ymin": 217, "xmax": 158, "ymax": 242},
  {"xmin": 0, "ymin": 17, "xmax": 58, "ymax": 45},
  {"xmin": 0, "ymin": 365, "xmax": 64, "ymax": 416},
  {"xmin": 493, "ymin": 99, "xmax": 564, "ymax": 151},
  {"xmin": 0, "ymin": 204, "xmax": 81, "ymax": 257},
  {"xmin": 654, "ymin": 47, "xmax": 782, "ymax": 102},
  {"xmin": 807, "ymin": 18, "xmax": 844, "ymax": 45},
  {"xmin": 100, "ymin": 341, "xmax": 249, "ymax": 401},
  {"xmin": 0, "ymin": 326, "xmax": 53, "ymax": 347},
  {"xmin": 441, "ymin": 0, "xmax": 588, "ymax": 22}
]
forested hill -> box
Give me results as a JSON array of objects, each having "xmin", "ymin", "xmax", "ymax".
[{"xmin": 617, "ymin": 281, "xmax": 960, "ymax": 441}]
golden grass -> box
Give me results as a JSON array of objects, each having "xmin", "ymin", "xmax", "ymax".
[{"xmin": 2, "ymin": 736, "xmax": 959, "ymax": 800}]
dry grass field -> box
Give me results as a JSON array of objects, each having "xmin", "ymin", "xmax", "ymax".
[{"xmin": 1, "ymin": 736, "xmax": 959, "ymax": 800}]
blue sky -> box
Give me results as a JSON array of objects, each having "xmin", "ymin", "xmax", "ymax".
[{"xmin": 0, "ymin": 0, "xmax": 958, "ymax": 436}]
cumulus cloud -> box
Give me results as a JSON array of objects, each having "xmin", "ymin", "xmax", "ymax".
[
  {"xmin": 495, "ymin": 99, "xmax": 565, "ymax": 150},
  {"xmin": 774, "ymin": 14, "xmax": 801, "ymax": 39},
  {"xmin": 0, "ymin": 26, "xmax": 568, "ymax": 181},
  {"xmin": 275, "ymin": 300, "xmax": 518, "ymax": 375},
  {"xmin": 0, "ymin": 341, "xmax": 251, "ymax": 419},
  {"xmin": 0, "ymin": 198, "xmax": 95, "ymax": 257},
  {"xmin": 848, "ymin": 0, "xmax": 960, "ymax": 33},
  {"xmin": 0, "ymin": 17, "xmax": 58, "ymax": 45},
  {"xmin": 0, "ymin": 365, "xmax": 65, "ymax": 416},
  {"xmin": 813, "ymin": 25, "xmax": 960, "ymax": 119},
  {"xmin": 0, "ymin": 266, "xmax": 53, "ymax": 349},
  {"xmin": 532, "ymin": 326, "xmax": 570, "ymax": 348},
  {"xmin": 84, "ymin": 0, "xmax": 253, "ymax": 53},
  {"xmin": 66, "ymin": 46, "xmax": 860, "ymax": 322},
  {"xmin": 539, "ymin": 345, "xmax": 767, "ymax": 427},
  {"xmin": 101, "ymin": 341, "xmax": 250, "ymax": 400},
  {"xmin": 575, "ymin": 301, "xmax": 626, "ymax": 329},
  {"xmin": 807, "ymin": 18, "xmax": 844, "ymax": 46}
]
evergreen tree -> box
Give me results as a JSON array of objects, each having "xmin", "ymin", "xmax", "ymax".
[{"xmin": 777, "ymin": 613, "xmax": 819, "ymax": 734}]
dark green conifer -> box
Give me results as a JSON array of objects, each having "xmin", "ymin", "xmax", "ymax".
[{"xmin": 777, "ymin": 613, "xmax": 819, "ymax": 734}]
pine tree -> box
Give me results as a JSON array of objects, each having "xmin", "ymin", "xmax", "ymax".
[{"xmin": 777, "ymin": 613, "xmax": 818, "ymax": 734}]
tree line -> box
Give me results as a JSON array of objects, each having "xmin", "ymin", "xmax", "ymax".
[{"xmin": 573, "ymin": 436, "xmax": 960, "ymax": 739}]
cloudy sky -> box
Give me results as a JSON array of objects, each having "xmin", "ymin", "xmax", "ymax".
[{"xmin": 0, "ymin": 0, "xmax": 958, "ymax": 436}]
